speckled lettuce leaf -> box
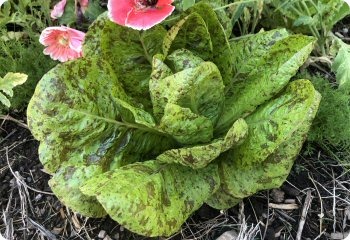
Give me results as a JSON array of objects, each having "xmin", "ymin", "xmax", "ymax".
[
  {"xmin": 162, "ymin": 12, "xmax": 213, "ymax": 61},
  {"xmin": 216, "ymin": 35, "xmax": 316, "ymax": 134},
  {"xmin": 157, "ymin": 118, "xmax": 248, "ymax": 168},
  {"xmin": 49, "ymin": 164, "xmax": 106, "ymax": 217},
  {"xmin": 101, "ymin": 22, "xmax": 166, "ymax": 110},
  {"xmin": 163, "ymin": 3, "xmax": 232, "ymax": 86},
  {"xmin": 150, "ymin": 61, "xmax": 225, "ymax": 124},
  {"xmin": 207, "ymin": 80, "xmax": 321, "ymax": 209},
  {"xmin": 159, "ymin": 103, "xmax": 213, "ymax": 145},
  {"xmin": 166, "ymin": 49, "xmax": 204, "ymax": 72},
  {"xmin": 27, "ymin": 57, "xmax": 165, "ymax": 174},
  {"xmin": 27, "ymin": 58, "xmax": 128, "ymax": 173},
  {"xmin": 80, "ymin": 160, "xmax": 220, "ymax": 237},
  {"xmin": 230, "ymin": 29, "xmax": 290, "ymax": 76},
  {"xmin": 109, "ymin": 129, "xmax": 177, "ymax": 169},
  {"xmin": 185, "ymin": 2, "xmax": 233, "ymax": 86},
  {"xmin": 82, "ymin": 11, "xmax": 109, "ymax": 56}
]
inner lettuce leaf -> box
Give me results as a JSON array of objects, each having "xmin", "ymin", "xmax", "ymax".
[
  {"xmin": 150, "ymin": 59, "xmax": 225, "ymax": 125},
  {"xmin": 101, "ymin": 21, "xmax": 167, "ymax": 111},
  {"xmin": 163, "ymin": 2, "xmax": 233, "ymax": 86},
  {"xmin": 157, "ymin": 118, "xmax": 248, "ymax": 168}
]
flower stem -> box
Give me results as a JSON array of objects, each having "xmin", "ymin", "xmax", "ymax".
[{"xmin": 214, "ymin": 0, "xmax": 259, "ymax": 11}]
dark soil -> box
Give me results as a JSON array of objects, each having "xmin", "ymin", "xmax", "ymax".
[{"xmin": 1, "ymin": 114, "xmax": 350, "ymax": 240}]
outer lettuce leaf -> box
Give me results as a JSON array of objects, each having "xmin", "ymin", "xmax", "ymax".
[
  {"xmin": 27, "ymin": 58, "xmax": 128, "ymax": 172},
  {"xmin": 80, "ymin": 160, "xmax": 220, "ymax": 237},
  {"xmin": 157, "ymin": 118, "xmax": 248, "ymax": 168},
  {"xmin": 27, "ymin": 58, "xmax": 167, "ymax": 173},
  {"xmin": 150, "ymin": 61, "xmax": 225, "ymax": 124},
  {"xmin": 216, "ymin": 35, "xmax": 315, "ymax": 134},
  {"xmin": 49, "ymin": 164, "xmax": 106, "ymax": 217},
  {"xmin": 207, "ymin": 80, "xmax": 321, "ymax": 209},
  {"xmin": 230, "ymin": 29, "xmax": 290, "ymax": 76},
  {"xmin": 101, "ymin": 22, "xmax": 166, "ymax": 110},
  {"xmin": 82, "ymin": 11, "xmax": 108, "ymax": 56}
]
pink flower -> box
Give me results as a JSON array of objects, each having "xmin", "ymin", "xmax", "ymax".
[
  {"xmin": 79, "ymin": 0, "xmax": 89, "ymax": 12},
  {"xmin": 51, "ymin": 0, "xmax": 67, "ymax": 19},
  {"xmin": 108, "ymin": 0, "xmax": 175, "ymax": 30},
  {"xmin": 51, "ymin": 0, "xmax": 89, "ymax": 19},
  {"xmin": 39, "ymin": 26, "xmax": 85, "ymax": 62}
]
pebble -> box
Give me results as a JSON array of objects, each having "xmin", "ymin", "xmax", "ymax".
[
  {"xmin": 98, "ymin": 230, "xmax": 106, "ymax": 239},
  {"xmin": 103, "ymin": 236, "xmax": 112, "ymax": 240},
  {"xmin": 216, "ymin": 230, "xmax": 238, "ymax": 240}
]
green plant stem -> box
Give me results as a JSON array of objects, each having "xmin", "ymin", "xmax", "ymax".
[{"xmin": 214, "ymin": 0, "xmax": 258, "ymax": 11}]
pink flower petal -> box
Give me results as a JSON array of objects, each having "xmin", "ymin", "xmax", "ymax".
[
  {"xmin": 40, "ymin": 26, "xmax": 85, "ymax": 62},
  {"xmin": 108, "ymin": 0, "xmax": 175, "ymax": 30},
  {"xmin": 51, "ymin": 0, "xmax": 67, "ymax": 19},
  {"xmin": 108, "ymin": 0, "xmax": 134, "ymax": 26},
  {"xmin": 157, "ymin": 0, "xmax": 174, "ymax": 5},
  {"xmin": 126, "ymin": 4, "xmax": 175, "ymax": 30}
]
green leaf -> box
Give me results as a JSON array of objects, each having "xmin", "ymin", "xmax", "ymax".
[
  {"xmin": 163, "ymin": 3, "xmax": 233, "ymax": 86},
  {"xmin": 186, "ymin": 2, "xmax": 233, "ymax": 86},
  {"xmin": 182, "ymin": 0, "xmax": 196, "ymax": 11},
  {"xmin": 83, "ymin": 12, "xmax": 109, "ymax": 56},
  {"xmin": 166, "ymin": 49, "xmax": 204, "ymax": 72},
  {"xmin": 162, "ymin": 13, "xmax": 213, "ymax": 60},
  {"xmin": 216, "ymin": 35, "xmax": 315, "ymax": 134},
  {"xmin": 80, "ymin": 160, "xmax": 220, "ymax": 237},
  {"xmin": 49, "ymin": 164, "xmax": 106, "ymax": 217},
  {"xmin": 150, "ymin": 61, "xmax": 225, "ymax": 124},
  {"xmin": 83, "ymin": 0, "xmax": 105, "ymax": 21},
  {"xmin": 58, "ymin": 0, "xmax": 76, "ymax": 25},
  {"xmin": 332, "ymin": 38, "xmax": 350, "ymax": 90},
  {"xmin": 109, "ymin": 129, "xmax": 177, "ymax": 169},
  {"xmin": 157, "ymin": 118, "xmax": 248, "ymax": 168},
  {"xmin": 207, "ymin": 80, "xmax": 321, "ymax": 209},
  {"xmin": 159, "ymin": 103, "xmax": 213, "ymax": 145},
  {"xmin": 0, "ymin": 72, "xmax": 27, "ymax": 107},
  {"xmin": 27, "ymin": 57, "xmax": 163, "ymax": 173},
  {"xmin": 267, "ymin": 0, "xmax": 350, "ymax": 33},
  {"xmin": 101, "ymin": 22, "xmax": 167, "ymax": 110},
  {"xmin": 230, "ymin": 28, "xmax": 290, "ymax": 76}
]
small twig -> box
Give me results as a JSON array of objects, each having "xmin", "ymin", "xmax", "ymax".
[
  {"xmin": 28, "ymin": 218, "xmax": 57, "ymax": 240},
  {"xmin": 296, "ymin": 190, "xmax": 313, "ymax": 240},
  {"xmin": 332, "ymin": 170, "xmax": 337, "ymax": 234},
  {"xmin": 308, "ymin": 173, "xmax": 324, "ymax": 235},
  {"xmin": 5, "ymin": 148, "xmax": 54, "ymax": 196},
  {"xmin": 0, "ymin": 114, "xmax": 29, "ymax": 129},
  {"xmin": 268, "ymin": 203, "xmax": 299, "ymax": 210},
  {"xmin": 262, "ymin": 191, "xmax": 270, "ymax": 240}
]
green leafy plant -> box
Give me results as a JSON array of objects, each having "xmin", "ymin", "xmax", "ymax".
[
  {"xmin": 0, "ymin": 0, "xmax": 57, "ymax": 112},
  {"xmin": 303, "ymin": 73, "xmax": 350, "ymax": 150},
  {"xmin": 27, "ymin": 3, "xmax": 321, "ymax": 237},
  {"xmin": 0, "ymin": 72, "xmax": 27, "ymax": 107},
  {"xmin": 263, "ymin": 0, "xmax": 350, "ymax": 54}
]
